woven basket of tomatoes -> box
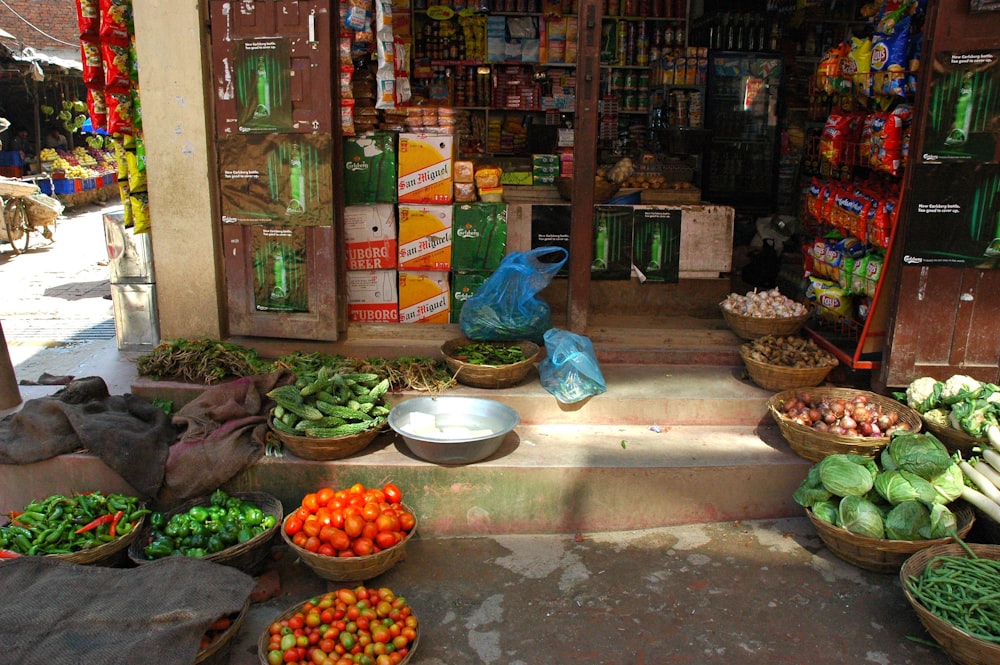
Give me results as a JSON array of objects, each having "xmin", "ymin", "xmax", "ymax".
[
  {"xmin": 280, "ymin": 483, "xmax": 417, "ymax": 583},
  {"xmin": 259, "ymin": 586, "xmax": 419, "ymax": 665}
]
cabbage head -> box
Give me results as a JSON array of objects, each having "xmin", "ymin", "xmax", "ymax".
[
  {"xmin": 793, "ymin": 465, "xmax": 832, "ymax": 508},
  {"xmin": 884, "ymin": 500, "xmax": 931, "ymax": 540},
  {"xmin": 926, "ymin": 503, "xmax": 958, "ymax": 539},
  {"xmin": 928, "ymin": 463, "xmax": 966, "ymax": 505},
  {"xmin": 819, "ymin": 454, "xmax": 877, "ymax": 497},
  {"xmin": 838, "ymin": 495, "xmax": 885, "ymax": 539},
  {"xmin": 885, "ymin": 433, "xmax": 952, "ymax": 479},
  {"xmin": 811, "ymin": 500, "xmax": 839, "ymax": 526},
  {"xmin": 880, "ymin": 447, "xmax": 898, "ymax": 472},
  {"xmin": 874, "ymin": 469, "xmax": 939, "ymax": 505}
]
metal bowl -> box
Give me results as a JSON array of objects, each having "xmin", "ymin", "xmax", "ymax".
[{"xmin": 388, "ymin": 396, "xmax": 520, "ymax": 465}]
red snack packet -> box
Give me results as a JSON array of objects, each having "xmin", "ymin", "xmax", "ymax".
[
  {"xmin": 76, "ymin": 0, "xmax": 100, "ymax": 36},
  {"xmin": 101, "ymin": 40, "xmax": 131, "ymax": 90},
  {"xmin": 87, "ymin": 85, "xmax": 107, "ymax": 133},
  {"xmin": 79, "ymin": 34, "xmax": 104, "ymax": 86},
  {"xmin": 105, "ymin": 87, "xmax": 135, "ymax": 136},
  {"xmin": 99, "ymin": 0, "xmax": 132, "ymax": 44}
]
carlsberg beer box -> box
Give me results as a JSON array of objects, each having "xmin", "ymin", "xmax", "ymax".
[
  {"xmin": 343, "ymin": 132, "xmax": 398, "ymax": 205},
  {"xmin": 398, "ymin": 270, "xmax": 450, "ymax": 324},
  {"xmin": 346, "ymin": 270, "xmax": 399, "ymax": 324},
  {"xmin": 449, "ymin": 270, "xmax": 490, "ymax": 324},
  {"xmin": 451, "ymin": 202, "xmax": 508, "ymax": 271},
  {"xmin": 590, "ymin": 205, "xmax": 633, "ymax": 281},
  {"xmin": 632, "ymin": 206, "xmax": 681, "ymax": 283},
  {"xmin": 344, "ymin": 204, "xmax": 397, "ymax": 270},
  {"xmin": 398, "ymin": 204, "xmax": 452, "ymax": 271},
  {"xmin": 397, "ymin": 133, "xmax": 454, "ymax": 204}
]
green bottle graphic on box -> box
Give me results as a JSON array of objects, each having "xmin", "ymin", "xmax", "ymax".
[
  {"xmin": 592, "ymin": 216, "xmax": 609, "ymax": 271},
  {"xmin": 287, "ymin": 143, "xmax": 305, "ymax": 214},
  {"xmin": 254, "ymin": 55, "xmax": 271, "ymax": 119},
  {"xmin": 272, "ymin": 251, "xmax": 288, "ymax": 300},
  {"xmin": 946, "ymin": 72, "xmax": 974, "ymax": 146},
  {"xmin": 647, "ymin": 225, "xmax": 663, "ymax": 272}
]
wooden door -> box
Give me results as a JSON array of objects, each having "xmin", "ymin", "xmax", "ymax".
[
  {"xmin": 880, "ymin": 0, "xmax": 1000, "ymax": 387},
  {"xmin": 208, "ymin": 0, "xmax": 341, "ymax": 341}
]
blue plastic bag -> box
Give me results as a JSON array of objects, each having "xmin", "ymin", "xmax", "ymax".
[
  {"xmin": 538, "ymin": 328, "xmax": 607, "ymax": 404},
  {"xmin": 459, "ymin": 247, "xmax": 568, "ymax": 344}
]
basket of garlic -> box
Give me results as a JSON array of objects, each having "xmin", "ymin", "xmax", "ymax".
[{"xmin": 720, "ymin": 288, "xmax": 814, "ymax": 340}]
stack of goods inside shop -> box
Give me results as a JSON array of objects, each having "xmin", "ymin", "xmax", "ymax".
[
  {"xmin": 771, "ymin": 0, "xmax": 924, "ymax": 347},
  {"xmin": 74, "ymin": 0, "xmax": 148, "ymax": 232},
  {"xmin": 36, "ymin": 136, "xmax": 117, "ymax": 204}
]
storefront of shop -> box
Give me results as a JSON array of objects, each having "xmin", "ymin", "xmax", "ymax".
[{"xmin": 123, "ymin": 0, "xmax": 1000, "ymax": 388}]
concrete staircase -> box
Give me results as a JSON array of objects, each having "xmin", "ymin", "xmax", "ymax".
[{"xmin": 0, "ymin": 309, "xmax": 819, "ymax": 537}]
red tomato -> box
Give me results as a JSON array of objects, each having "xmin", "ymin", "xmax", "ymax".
[
  {"xmin": 375, "ymin": 531, "xmax": 399, "ymax": 550},
  {"xmin": 304, "ymin": 536, "xmax": 321, "ymax": 552},
  {"xmin": 330, "ymin": 509, "xmax": 345, "ymax": 530},
  {"xmin": 303, "ymin": 516, "xmax": 322, "ymax": 539},
  {"xmin": 330, "ymin": 528, "xmax": 351, "ymax": 552},
  {"xmin": 382, "ymin": 483, "xmax": 403, "ymax": 504},
  {"xmin": 344, "ymin": 514, "xmax": 365, "ymax": 539},
  {"xmin": 348, "ymin": 483, "xmax": 366, "ymax": 495},
  {"xmin": 361, "ymin": 521, "xmax": 379, "ymax": 541},
  {"xmin": 285, "ymin": 516, "xmax": 304, "ymax": 536},
  {"xmin": 292, "ymin": 531, "xmax": 309, "ymax": 548},
  {"xmin": 302, "ymin": 493, "xmax": 320, "ymax": 512},
  {"xmin": 397, "ymin": 511, "xmax": 416, "ymax": 532},
  {"xmin": 362, "ymin": 502, "xmax": 381, "ymax": 522},
  {"xmin": 318, "ymin": 543, "xmax": 336, "ymax": 557},
  {"xmin": 352, "ymin": 537, "xmax": 374, "ymax": 557},
  {"xmin": 375, "ymin": 512, "xmax": 399, "ymax": 534}
]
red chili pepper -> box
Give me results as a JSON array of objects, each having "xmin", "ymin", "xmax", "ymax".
[
  {"xmin": 109, "ymin": 510, "xmax": 124, "ymax": 539},
  {"xmin": 74, "ymin": 513, "xmax": 115, "ymax": 535},
  {"xmin": 0, "ymin": 549, "xmax": 20, "ymax": 559}
]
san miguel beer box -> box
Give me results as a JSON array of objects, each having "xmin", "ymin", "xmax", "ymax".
[
  {"xmin": 397, "ymin": 133, "xmax": 454, "ymax": 204},
  {"xmin": 398, "ymin": 270, "xmax": 450, "ymax": 324},
  {"xmin": 398, "ymin": 204, "xmax": 452, "ymax": 271},
  {"xmin": 347, "ymin": 269, "xmax": 399, "ymax": 324},
  {"xmin": 451, "ymin": 202, "xmax": 508, "ymax": 271},
  {"xmin": 344, "ymin": 204, "xmax": 397, "ymax": 270}
]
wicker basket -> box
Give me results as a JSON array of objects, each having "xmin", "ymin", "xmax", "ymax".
[
  {"xmin": 128, "ymin": 491, "xmax": 282, "ymax": 573},
  {"xmin": 808, "ymin": 502, "xmax": 974, "ymax": 574},
  {"xmin": 721, "ymin": 304, "xmax": 813, "ymax": 340},
  {"xmin": 740, "ymin": 345, "xmax": 837, "ymax": 392},
  {"xmin": 258, "ymin": 596, "xmax": 419, "ymax": 665},
  {"xmin": 51, "ymin": 513, "xmax": 146, "ymax": 567},
  {"xmin": 268, "ymin": 416, "xmax": 386, "ymax": 461},
  {"xmin": 196, "ymin": 597, "xmax": 250, "ymax": 665},
  {"xmin": 279, "ymin": 507, "xmax": 416, "ymax": 583},
  {"xmin": 441, "ymin": 338, "xmax": 541, "ymax": 389},
  {"xmin": 555, "ymin": 176, "xmax": 621, "ymax": 203},
  {"xmin": 24, "ymin": 193, "xmax": 63, "ymax": 227},
  {"xmin": 768, "ymin": 388, "xmax": 923, "ymax": 462},
  {"xmin": 0, "ymin": 176, "xmax": 38, "ymax": 197},
  {"xmin": 922, "ymin": 417, "xmax": 983, "ymax": 456},
  {"xmin": 900, "ymin": 543, "xmax": 1000, "ymax": 665}
]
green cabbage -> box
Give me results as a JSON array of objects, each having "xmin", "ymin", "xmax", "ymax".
[
  {"xmin": 819, "ymin": 454, "xmax": 877, "ymax": 497},
  {"xmin": 928, "ymin": 463, "xmax": 966, "ymax": 504},
  {"xmin": 884, "ymin": 500, "xmax": 931, "ymax": 540},
  {"xmin": 811, "ymin": 500, "xmax": 839, "ymax": 526},
  {"xmin": 874, "ymin": 469, "xmax": 938, "ymax": 505},
  {"xmin": 880, "ymin": 447, "xmax": 898, "ymax": 472},
  {"xmin": 838, "ymin": 495, "xmax": 885, "ymax": 539},
  {"xmin": 885, "ymin": 433, "xmax": 952, "ymax": 479},
  {"xmin": 926, "ymin": 503, "xmax": 958, "ymax": 539},
  {"xmin": 793, "ymin": 465, "xmax": 832, "ymax": 508}
]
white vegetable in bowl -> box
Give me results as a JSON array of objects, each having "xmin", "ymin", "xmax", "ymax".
[{"xmin": 401, "ymin": 411, "xmax": 492, "ymax": 439}]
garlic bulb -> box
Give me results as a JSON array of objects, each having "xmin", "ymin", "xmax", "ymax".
[{"xmin": 720, "ymin": 288, "xmax": 809, "ymax": 319}]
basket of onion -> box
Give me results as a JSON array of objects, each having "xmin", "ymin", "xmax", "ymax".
[
  {"xmin": 767, "ymin": 388, "xmax": 923, "ymax": 462},
  {"xmin": 720, "ymin": 288, "xmax": 813, "ymax": 340}
]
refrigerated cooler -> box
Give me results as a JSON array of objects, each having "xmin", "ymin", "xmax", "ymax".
[
  {"xmin": 103, "ymin": 209, "xmax": 160, "ymax": 351},
  {"xmin": 703, "ymin": 51, "xmax": 782, "ymax": 213}
]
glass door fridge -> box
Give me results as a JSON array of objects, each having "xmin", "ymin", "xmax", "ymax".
[{"xmin": 703, "ymin": 51, "xmax": 783, "ymax": 213}]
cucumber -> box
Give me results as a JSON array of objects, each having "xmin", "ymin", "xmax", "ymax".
[{"xmin": 315, "ymin": 401, "xmax": 372, "ymax": 421}]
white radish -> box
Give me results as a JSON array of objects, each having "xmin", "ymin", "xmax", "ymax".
[
  {"xmin": 959, "ymin": 460, "xmax": 1000, "ymax": 506},
  {"xmin": 961, "ymin": 486, "xmax": 1000, "ymax": 523},
  {"xmin": 987, "ymin": 424, "xmax": 1000, "ymax": 453},
  {"xmin": 983, "ymin": 447, "xmax": 1000, "ymax": 473},
  {"xmin": 972, "ymin": 457, "xmax": 1000, "ymax": 491}
]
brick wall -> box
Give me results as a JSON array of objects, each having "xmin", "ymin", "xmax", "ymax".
[{"xmin": 1, "ymin": 0, "xmax": 79, "ymax": 54}]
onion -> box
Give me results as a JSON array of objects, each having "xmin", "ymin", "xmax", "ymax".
[
  {"xmin": 876, "ymin": 414, "xmax": 893, "ymax": 430},
  {"xmin": 813, "ymin": 422, "xmax": 830, "ymax": 432},
  {"xmin": 858, "ymin": 422, "xmax": 874, "ymax": 437},
  {"xmin": 823, "ymin": 411, "xmax": 838, "ymax": 425},
  {"xmin": 808, "ymin": 408, "xmax": 822, "ymax": 423},
  {"xmin": 853, "ymin": 406, "xmax": 870, "ymax": 423},
  {"xmin": 840, "ymin": 415, "xmax": 858, "ymax": 430}
]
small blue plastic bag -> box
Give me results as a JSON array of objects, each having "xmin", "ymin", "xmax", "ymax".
[
  {"xmin": 538, "ymin": 328, "xmax": 607, "ymax": 404},
  {"xmin": 459, "ymin": 246, "xmax": 568, "ymax": 344}
]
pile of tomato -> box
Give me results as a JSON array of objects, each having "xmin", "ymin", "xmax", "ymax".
[
  {"xmin": 264, "ymin": 586, "xmax": 417, "ymax": 665},
  {"xmin": 284, "ymin": 483, "xmax": 415, "ymax": 558}
]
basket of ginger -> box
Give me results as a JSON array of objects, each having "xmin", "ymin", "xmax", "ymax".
[{"xmin": 740, "ymin": 334, "xmax": 839, "ymax": 392}]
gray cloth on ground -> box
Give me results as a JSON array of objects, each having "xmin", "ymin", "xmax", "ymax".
[
  {"xmin": 155, "ymin": 371, "xmax": 295, "ymax": 509},
  {"xmin": 0, "ymin": 555, "xmax": 254, "ymax": 665},
  {"xmin": 0, "ymin": 376, "xmax": 177, "ymax": 499}
]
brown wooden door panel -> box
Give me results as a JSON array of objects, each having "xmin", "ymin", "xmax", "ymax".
[
  {"xmin": 209, "ymin": 0, "xmax": 332, "ymax": 136},
  {"xmin": 886, "ymin": 266, "xmax": 1000, "ymax": 384},
  {"xmin": 222, "ymin": 224, "xmax": 339, "ymax": 341}
]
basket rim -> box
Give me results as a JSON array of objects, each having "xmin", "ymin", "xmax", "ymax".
[
  {"xmin": 52, "ymin": 512, "xmax": 146, "ymax": 564},
  {"xmin": 808, "ymin": 502, "xmax": 975, "ymax": 549},
  {"xmin": 441, "ymin": 337, "xmax": 541, "ymax": 369},
  {"xmin": 195, "ymin": 596, "xmax": 250, "ymax": 664},
  {"xmin": 740, "ymin": 345, "xmax": 839, "ymax": 374},
  {"xmin": 267, "ymin": 415, "xmax": 388, "ymax": 446},
  {"xmin": 721, "ymin": 301, "xmax": 815, "ymax": 321},
  {"xmin": 128, "ymin": 491, "xmax": 283, "ymax": 566}
]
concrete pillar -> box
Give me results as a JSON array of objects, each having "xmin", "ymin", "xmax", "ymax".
[{"xmin": 0, "ymin": 320, "xmax": 22, "ymax": 410}]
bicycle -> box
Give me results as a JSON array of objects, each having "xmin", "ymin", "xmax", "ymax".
[{"xmin": 0, "ymin": 173, "xmax": 59, "ymax": 255}]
